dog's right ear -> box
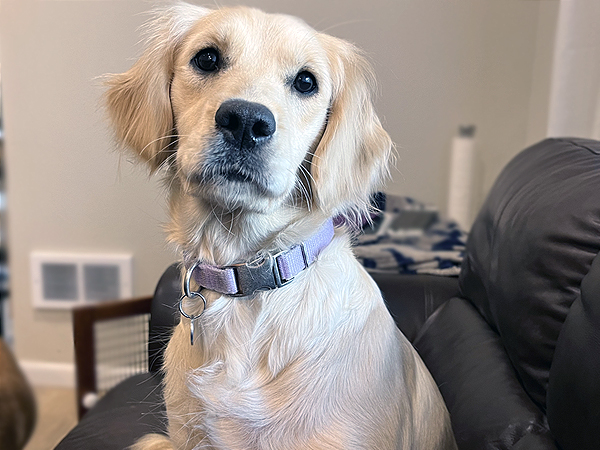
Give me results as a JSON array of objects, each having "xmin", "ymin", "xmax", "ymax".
[{"xmin": 104, "ymin": 3, "xmax": 209, "ymax": 171}]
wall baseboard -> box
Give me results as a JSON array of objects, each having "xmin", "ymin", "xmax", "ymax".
[{"xmin": 19, "ymin": 360, "xmax": 75, "ymax": 388}]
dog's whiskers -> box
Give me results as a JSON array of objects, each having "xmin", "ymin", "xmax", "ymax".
[
  {"xmin": 210, "ymin": 203, "xmax": 235, "ymax": 237},
  {"xmin": 299, "ymin": 160, "xmax": 317, "ymax": 184},
  {"xmin": 304, "ymin": 150, "xmax": 322, "ymax": 161},
  {"xmin": 294, "ymin": 178, "xmax": 312, "ymax": 212},
  {"xmin": 296, "ymin": 165, "xmax": 315, "ymax": 210},
  {"xmin": 157, "ymin": 151, "xmax": 177, "ymax": 173},
  {"xmin": 161, "ymin": 156, "xmax": 187, "ymax": 193},
  {"xmin": 139, "ymin": 133, "xmax": 186, "ymax": 157}
]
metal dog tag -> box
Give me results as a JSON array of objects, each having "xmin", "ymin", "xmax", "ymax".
[
  {"xmin": 178, "ymin": 292, "xmax": 206, "ymax": 346},
  {"xmin": 189, "ymin": 316, "xmax": 197, "ymax": 346}
]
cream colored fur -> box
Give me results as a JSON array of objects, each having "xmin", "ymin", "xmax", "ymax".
[{"xmin": 105, "ymin": 3, "xmax": 456, "ymax": 449}]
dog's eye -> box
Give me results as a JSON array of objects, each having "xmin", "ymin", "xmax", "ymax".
[
  {"xmin": 293, "ymin": 71, "xmax": 317, "ymax": 94},
  {"xmin": 191, "ymin": 48, "xmax": 220, "ymax": 72}
]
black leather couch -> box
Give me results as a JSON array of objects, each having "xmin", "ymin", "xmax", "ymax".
[
  {"xmin": 56, "ymin": 137, "xmax": 600, "ymax": 450},
  {"xmin": 414, "ymin": 137, "xmax": 600, "ymax": 450}
]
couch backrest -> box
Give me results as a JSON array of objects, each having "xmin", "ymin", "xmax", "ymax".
[
  {"xmin": 459, "ymin": 138, "xmax": 600, "ymax": 409},
  {"xmin": 149, "ymin": 263, "xmax": 182, "ymax": 373}
]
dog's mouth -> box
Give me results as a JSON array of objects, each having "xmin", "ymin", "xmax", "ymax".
[
  {"xmin": 189, "ymin": 167, "xmax": 281, "ymax": 213},
  {"xmin": 218, "ymin": 168, "xmax": 255, "ymax": 184},
  {"xmin": 189, "ymin": 160, "xmax": 278, "ymax": 204},
  {"xmin": 199, "ymin": 166, "xmax": 269, "ymax": 191}
]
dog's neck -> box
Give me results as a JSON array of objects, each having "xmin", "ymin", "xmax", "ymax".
[{"xmin": 167, "ymin": 193, "xmax": 329, "ymax": 268}]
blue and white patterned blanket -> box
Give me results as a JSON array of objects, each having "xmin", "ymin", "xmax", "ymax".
[{"xmin": 354, "ymin": 195, "xmax": 467, "ymax": 276}]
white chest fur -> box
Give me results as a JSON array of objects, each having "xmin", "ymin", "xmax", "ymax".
[{"xmin": 162, "ymin": 234, "xmax": 406, "ymax": 450}]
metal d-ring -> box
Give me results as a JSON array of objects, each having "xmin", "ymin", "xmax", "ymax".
[
  {"xmin": 184, "ymin": 261, "xmax": 200, "ymax": 299},
  {"xmin": 178, "ymin": 291, "xmax": 206, "ymax": 346}
]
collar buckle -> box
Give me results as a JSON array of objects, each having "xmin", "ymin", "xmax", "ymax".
[{"xmin": 231, "ymin": 252, "xmax": 291, "ymax": 297}]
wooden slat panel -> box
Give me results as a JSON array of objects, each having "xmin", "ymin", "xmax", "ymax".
[{"xmin": 72, "ymin": 296, "xmax": 152, "ymax": 419}]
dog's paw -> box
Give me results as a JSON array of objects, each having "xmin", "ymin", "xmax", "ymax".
[{"xmin": 130, "ymin": 433, "xmax": 174, "ymax": 450}]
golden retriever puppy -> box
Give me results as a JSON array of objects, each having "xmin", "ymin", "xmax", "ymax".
[{"xmin": 105, "ymin": 3, "xmax": 456, "ymax": 449}]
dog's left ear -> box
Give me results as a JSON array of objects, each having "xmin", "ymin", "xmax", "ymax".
[
  {"xmin": 104, "ymin": 4, "xmax": 210, "ymax": 171},
  {"xmin": 312, "ymin": 35, "xmax": 393, "ymax": 222}
]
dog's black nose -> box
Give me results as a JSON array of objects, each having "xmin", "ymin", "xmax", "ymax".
[{"xmin": 215, "ymin": 100, "xmax": 276, "ymax": 148}]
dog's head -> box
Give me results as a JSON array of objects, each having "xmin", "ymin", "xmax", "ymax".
[{"xmin": 105, "ymin": 3, "xmax": 392, "ymax": 224}]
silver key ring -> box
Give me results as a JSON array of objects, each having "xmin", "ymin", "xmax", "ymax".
[{"xmin": 178, "ymin": 291, "xmax": 206, "ymax": 346}]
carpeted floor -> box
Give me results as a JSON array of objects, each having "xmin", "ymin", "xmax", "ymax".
[{"xmin": 24, "ymin": 387, "xmax": 77, "ymax": 450}]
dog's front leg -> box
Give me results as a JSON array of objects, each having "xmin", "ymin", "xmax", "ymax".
[
  {"xmin": 130, "ymin": 322, "xmax": 207, "ymax": 450},
  {"xmin": 130, "ymin": 433, "xmax": 175, "ymax": 450},
  {"xmin": 162, "ymin": 321, "xmax": 211, "ymax": 450}
]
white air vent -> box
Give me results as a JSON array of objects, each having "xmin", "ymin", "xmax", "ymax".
[{"xmin": 31, "ymin": 252, "xmax": 132, "ymax": 309}]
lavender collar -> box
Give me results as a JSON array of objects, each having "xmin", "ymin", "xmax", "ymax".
[{"xmin": 186, "ymin": 219, "xmax": 335, "ymax": 297}]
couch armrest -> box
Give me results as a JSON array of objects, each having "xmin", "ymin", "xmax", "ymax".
[{"xmin": 371, "ymin": 272, "xmax": 459, "ymax": 342}]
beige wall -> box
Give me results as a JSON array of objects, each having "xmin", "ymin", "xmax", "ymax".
[
  {"xmin": 0, "ymin": 0, "xmax": 558, "ymax": 369},
  {"xmin": 1, "ymin": 0, "xmax": 178, "ymax": 365}
]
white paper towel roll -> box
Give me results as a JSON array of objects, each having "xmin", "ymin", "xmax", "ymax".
[{"xmin": 447, "ymin": 126, "xmax": 476, "ymax": 231}]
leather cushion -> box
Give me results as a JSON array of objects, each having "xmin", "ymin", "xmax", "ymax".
[
  {"xmin": 459, "ymin": 138, "xmax": 600, "ymax": 408},
  {"xmin": 547, "ymin": 252, "xmax": 600, "ymax": 450},
  {"xmin": 414, "ymin": 297, "xmax": 557, "ymax": 450},
  {"xmin": 54, "ymin": 373, "xmax": 166, "ymax": 450}
]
